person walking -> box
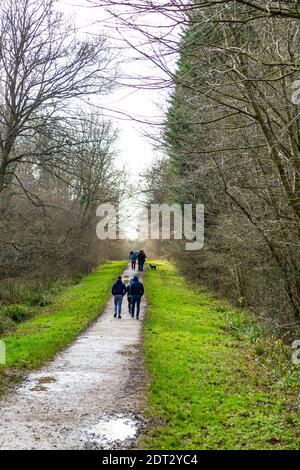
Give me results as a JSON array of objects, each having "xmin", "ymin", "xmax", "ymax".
[
  {"xmin": 137, "ymin": 251, "xmax": 142, "ymax": 272},
  {"xmin": 130, "ymin": 252, "xmax": 137, "ymax": 270},
  {"xmin": 130, "ymin": 275, "xmax": 144, "ymax": 320},
  {"xmin": 137, "ymin": 250, "xmax": 146, "ymax": 271},
  {"xmin": 141, "ymin": 250, "xmax": 146, "ymax": 271},
  {"xmin": 126, "ymin": 278, "xmax": 133, "ymax": 313},
  {"xmin": 111, "ymin": 276, "xmax": 127, "ymax": 318}
]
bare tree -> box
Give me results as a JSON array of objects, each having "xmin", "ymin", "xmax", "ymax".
[
  {"xmin": 0, "ymin": 0, "xmax": 115, "ymax": 196},
  {"xmin": 0, "ymin": 111, "xmax": 125, "ymax": 278}
]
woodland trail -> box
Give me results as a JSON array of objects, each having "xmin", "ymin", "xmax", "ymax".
[{"xmin": 0, "ymin": 266, "xmax": 146, "ymax": 450}]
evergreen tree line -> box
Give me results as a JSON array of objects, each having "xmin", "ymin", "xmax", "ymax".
[{"xmin": 144, "ymin": 1, "xmax": 300, "ymax": 335}]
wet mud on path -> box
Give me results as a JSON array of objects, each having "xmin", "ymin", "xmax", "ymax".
[{"xmin": 0, "ymin": 266, "xmax": 147, "ymax": 450}]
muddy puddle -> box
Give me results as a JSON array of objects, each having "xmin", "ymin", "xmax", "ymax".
[{"xmin": 83, "ymin": 414, "xmax": 143, "ymax": 449}]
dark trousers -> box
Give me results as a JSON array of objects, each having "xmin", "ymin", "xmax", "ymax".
[
  {"xmin": 131, "ymin": 295, "xmax": 141, "ymax": 318},
  {"xmin": 131, "ymin": 260, "xmax": 136, "ymax": 270},
  {"xmin": 128, "ymin": 297, "xmax": 132, "ymax": 312},
  {"xmin": 138, "ymin": 260, "xmax": 145, "ymax": 271}
]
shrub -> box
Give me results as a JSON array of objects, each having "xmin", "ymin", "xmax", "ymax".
[
  {"xmin": 1, "ymin": 304, "xmax": 31, "ymax": 323},
  {"xmin": 30, "ymin": 295, "xmax": 50, "ymax": 307}
]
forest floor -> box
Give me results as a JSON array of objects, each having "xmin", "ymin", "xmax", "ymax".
[{"xmin": 0, "ymin": 260, "xmax": 299, "ymax": 450}]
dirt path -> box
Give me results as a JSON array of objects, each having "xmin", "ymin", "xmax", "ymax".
[{"xmin": 0, "ymin": 266, "xmax": 147, "ymax": 450}]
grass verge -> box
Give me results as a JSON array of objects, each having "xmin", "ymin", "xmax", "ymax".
[
  {"xmin": 0, "ymin": 261, "xmax": 127, "ymax": 396},
  {"xmin": 0, "ymin": 277, "xmax": 83, "ymax": 335},
  {"xmin": 140, "ymin": 260, "xmax": 300, "ymax": 450}
]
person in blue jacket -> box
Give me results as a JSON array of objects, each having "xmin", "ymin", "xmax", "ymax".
[
  {"xmin": 111, "ymin": 276, "xmax": 127, "ymax": 318},
  {"xmin": 130, "ymin": 252, "xmax": 138, "ymax": 270}
]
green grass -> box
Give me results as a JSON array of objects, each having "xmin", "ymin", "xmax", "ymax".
[
  {"xmin": 0, "ymin": 261, "xmax": 127, "ymax": 394},
  {"xmin": 0, "ymin": 276, "xmax": 83, "ymax": 335},
  {"xmin": 140, "ymin": 260, "xmax": 300, "ymax": 450},
  {"xmin": 0, "ymin": 276, "xmax": 81, "ymax": 307}
]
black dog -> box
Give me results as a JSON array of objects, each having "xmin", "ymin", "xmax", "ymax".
[{"xmin": 149, "ymin": 264, "xmax": 157, "ymax": 271}]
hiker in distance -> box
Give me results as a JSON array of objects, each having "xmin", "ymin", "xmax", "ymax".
[
  {"xmin": 111, "ymin": 276, "xmax": 127, "ymax": 319},
  {"xmin": 129, "ymin": 251, "xmax": 138, "ymax": 270},
  {"xmin": 130, "ymin": 275, "xmax": 144, "ymax": 320},
  {"xmin": 129, "ymin": 250, "xmax": 147, "ymax": 271},
  {"xmin": 137, "ymin": 250, "xmax": 146, "ymax": 272}
]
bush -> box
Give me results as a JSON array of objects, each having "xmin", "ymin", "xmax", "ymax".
[
  {"xmin": 29, "ymin": 295, "xmax": 50, "ymax": 307},
  {"xmin": 0, "ymin": 304, "xmax": 31, "ymax": 323}
]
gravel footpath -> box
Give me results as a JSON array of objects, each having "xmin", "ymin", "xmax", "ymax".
[{"xmin": 0, "ymin": 266, "xmax": 147, "ymax": 450}]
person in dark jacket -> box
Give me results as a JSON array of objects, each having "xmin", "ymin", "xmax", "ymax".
[
  {"xmin": 126, "ymin": 278, "xmax": 133, "ymax": 313},
  {"xmin": 111, "ymin": 276, "xmax": 127, "ymax": 318},
  {"xmin": 137, "ymin": 250, "xmax": 146, "ymax": 271},
  {"xmin": 130, "ymin": 275, "xmax": 144, "ymax": 320}
]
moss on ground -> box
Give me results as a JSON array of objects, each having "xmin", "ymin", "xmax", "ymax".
[{"xmin": 140, "ymin": 261, "xmax": 300, "ymax": 450}]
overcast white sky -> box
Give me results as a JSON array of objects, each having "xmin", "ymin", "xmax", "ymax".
[
  {"xmin": 56, "ymin": 0, "xmax": 179, "ymax": 239},
  {"xmin": 57, "ymin": 0, "xmax": 174, "ymax": 180}
]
